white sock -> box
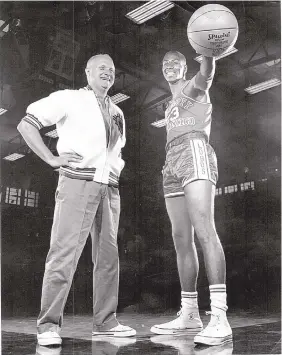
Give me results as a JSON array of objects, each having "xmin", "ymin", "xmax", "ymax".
[
  {"xmin": 181, "ymin": 291, "xmax": 199, "ymax": 310},
  {"xmin": 209, "ymin": 284, "xmax": 228, "ymax": 314}
]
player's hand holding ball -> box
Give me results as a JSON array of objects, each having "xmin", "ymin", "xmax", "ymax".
[{"xmin": 187, "ymin": 4, "xmax": 239, "ymax": 57}]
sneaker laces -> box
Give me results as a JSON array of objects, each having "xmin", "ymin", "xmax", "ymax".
[
  {"xmin": 176, "ymin": 308, "xmax": 195, "ymax": 320},
  {"xmin": 176, "ymin": 308, "xmax": 183, "ymax": 317}
]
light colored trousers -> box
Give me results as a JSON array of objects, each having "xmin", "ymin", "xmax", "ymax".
[{"xmin": 37, "ymin": 175, "xmax": 120, "ymax": 333}]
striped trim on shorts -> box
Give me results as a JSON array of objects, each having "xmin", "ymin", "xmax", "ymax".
[
  {"xmin": 163, "ymin": 133, "xmax": 218, "ymax": 198},
  {"xmin": 187, "ymin": 139, "xmax": 213, "ymax": 185}
]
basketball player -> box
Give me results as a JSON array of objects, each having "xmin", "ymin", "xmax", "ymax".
[
  {"xmin": 150, "ymin": 51, "xmax": 232, "ymax": 346},
  {"xmin": 17, "ymin": 54, "xmax": 136, "ymax": 346}
]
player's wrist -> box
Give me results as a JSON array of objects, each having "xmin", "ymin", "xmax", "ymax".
[{"xmin": 45, "ymin": 153, "xmax": 57, "ymax": 166}]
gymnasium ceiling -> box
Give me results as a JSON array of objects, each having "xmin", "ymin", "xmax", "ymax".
[{"xmin": 0, "ymin": 1, "xmax": 281, "ymax": 183}]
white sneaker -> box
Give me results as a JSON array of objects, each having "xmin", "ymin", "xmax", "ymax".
[
  {"xmin": 92, "ymin": 323, "xmax": 136, "ymax": 337},
  {"xmin": 194, "ymin": 312, "xmax": 232, "ymax": 346},
  {"xmin": 150, "ymin": 308, "xmax": 203, "ymax": 335},
  {"xmin": 37, "ymin": 331, "xmax": 62, "ymax": 346}
]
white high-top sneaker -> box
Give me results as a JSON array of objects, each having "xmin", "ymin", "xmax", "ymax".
[
  {"xmin": 150, "ymin": 308, "xmax": 203, "ymax": 335},
  {"xmin": 194, "ymin": 311, "xmax": 232, "ymax": 346}
]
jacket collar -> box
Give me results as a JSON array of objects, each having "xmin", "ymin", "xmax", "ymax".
[
  {"xmin": 83, "ymin": 85, "xmax": 115, "ymax": 114},
  {"xmin": 84, "ymin": 85, "xmax": 110, "ymax": 102}
]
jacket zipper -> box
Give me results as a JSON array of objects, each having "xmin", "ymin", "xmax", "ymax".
[{"xmin": 102, "ymin": 99, "xmax": 112, "ymax": 184}]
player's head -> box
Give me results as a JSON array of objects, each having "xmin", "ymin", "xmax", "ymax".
[
  {"xmin": 162, "ymin": 51, "xmax": 187, "ymax": 83},
  {"xmin": 85, "ymin": 54, "xmax": 115, "ymax": 92}
]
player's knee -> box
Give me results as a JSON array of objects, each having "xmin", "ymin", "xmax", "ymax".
[
  {"xmin": 172, "ymin": 229, "xmax": 189, "ymax": 240},
  {"xmin": 195, "ymin": 225, "xmax": 218, "ymax": 246},
  {"xmin": 191, "ymin": 209, "xmax": 212, "ymax": 228},
  {"xmin": 172, "ymin": 231, "xmax": 193, "ymax": 251},
  {"xmin": 196, "ymin": 232, "xmax": 212, "ymax": 246}
]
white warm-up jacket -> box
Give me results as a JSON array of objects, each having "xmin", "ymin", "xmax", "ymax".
[{"xmin": 22, "ymin": 86, "xmax": 126, "ymax": 186}]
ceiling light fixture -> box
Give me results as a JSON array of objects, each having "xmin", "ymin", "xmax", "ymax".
[
  {"xmin": 0, "ymin": 19, "xmax": 10, "ymax": 38},
  {"xmin": 194, "ymin": 47, "xmax": 238, "ymax": 63},
  {"xmin": 125, "ymin": 0, "xmax": 175, "ymax": 24},
  {"xmin": 244, "ymin": 78, "xmax": 281, "ymax": 95},
  {"xmin": 0, "ymin": 108, "xmax": 8, "ymax": 115},
  {"xmin": 3, "ymin": 153, "xmax": 25, "ymax": 161},
  {"xmin": 45, "ymin": 129, "xmax": 58, "ymax": 138},
  {"xmin": 110, "ymin": 93, "xmax": 130, "ymax": 104},
  {"xmin": 265, "ymin": 58, "xmax": 281, "ymax": 67},
  {"xmin": 151, "ymin": 118, "xmax": 166, "ymax": 127}
]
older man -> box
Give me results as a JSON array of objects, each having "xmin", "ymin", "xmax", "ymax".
[{"xmin": 17, "ymin": 54, "xmax": 136, "ymax": 346}]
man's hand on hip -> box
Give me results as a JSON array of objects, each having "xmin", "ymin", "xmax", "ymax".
[{"xmin": 48, "ymin": 153, "xmax": 83, "ymax": 168}]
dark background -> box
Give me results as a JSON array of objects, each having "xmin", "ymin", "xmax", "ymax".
[{"xmin": 0, "ymin": 1, "xmax": 280, "ymax": 318}]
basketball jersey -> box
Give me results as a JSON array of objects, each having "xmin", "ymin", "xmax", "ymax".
[{"xmin": 165, "ymin": 81, "xmax": 213, "ymax": 144}]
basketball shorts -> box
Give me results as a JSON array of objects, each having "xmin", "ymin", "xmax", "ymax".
[{"xmin": 162, "ymin": 135, "xmax": 218, "ymax": 198}]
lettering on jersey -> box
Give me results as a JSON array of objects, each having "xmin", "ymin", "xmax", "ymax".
[
  {"xmin": 167, "ymin": 117, "xmax": 196, "ymax": 132},
  {"xmin": 170, "ymin": 97, "xmax": 194, "ymax": 111},
  {"xmin": 166, "ymin": 97, "xmax": 196, "ymax": 132},
  {"xmin": 112, "ymin": 113, "xmax": 123, "ymax": 136}
]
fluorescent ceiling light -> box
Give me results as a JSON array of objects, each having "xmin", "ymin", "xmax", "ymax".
[
  {"xmin": 244, "ymin": 78, "xmax": 281, "ymax": 95},
  {"xmin": 194, "ymin": 47, "xmax": 238, "ymax": 63},
  {"xmin": 45, "ymin": 129, "xmax": 58, "ymax": 138},
  {"xmin": 3, "ymin": 153, "xmax": 25, "ymax": 161},
  {"xmin": 0, "ymin": 108, "xmax": 8, "ymax": 115},
  {"xmin": 265, "ymin": 58, "xmax": 280, "ymax": 67},
  {"xmin": 38, "ymin": 74, "xmax": 54, "ymax": 84},
  {"xmin": 0, "ymin": 19, "xmax": 9, "ymax": 38},
  {"xmin": 151, "ymin": 118, "xmax": 166, "ymax": 127},
  {"xmin": 126, "ymin": 0, "xmax": 175, "ymax": 24},
  {"xmin": 110, "ymin": 93, "xmax": 130, "ymax": 104}
]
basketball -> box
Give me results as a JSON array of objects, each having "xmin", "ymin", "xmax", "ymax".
[{"xmin": 187, "ymin": 4, "xmax": 238, "ymax": 57}]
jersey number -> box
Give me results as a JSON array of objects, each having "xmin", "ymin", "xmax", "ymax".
[{"xmin": 168, "ymin": 107, "xmax": 179, "ymax": 121}]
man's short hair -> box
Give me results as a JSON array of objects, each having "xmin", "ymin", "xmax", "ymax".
[
  {"xmin": 163, "ymin": 51, "xmax": 186, "ymax": 64},
  {"xmin": 86, "ymin": 54, "xmax": 112, "ymax": 68}
]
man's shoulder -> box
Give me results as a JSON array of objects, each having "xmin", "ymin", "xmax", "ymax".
[
  {"xmin": 51, "ymin": 87, "xmax": 93, "ymax": 101},
  {"xmin": 182, "ymin": 76, "xmax": 210, "ymax": 96},
  {"xmin": 50, "ymin": 88, "xmax": 81, "ymax": 97},
  {"xmin": 110, "ymin": 100, "xmax": 124, "ymax": 118},
  {"xmin": 68, "ymin": 87, "xmax": 92, "ymax": 95}
]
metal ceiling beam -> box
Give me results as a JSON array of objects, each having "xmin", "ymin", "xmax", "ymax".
[
  {"xmin": 173, "ymin": 1, "xmax": 197, "ymax": 13},
  {"xmin": 116, "ymin": 61, "xmax": 170, "ymax": 94},
  {"xmin": 142, "ymin": 93, "xmax": 171, "ymax": 111},
  {"xmin": 241, "ymin": 54, "xmax": 280, "ymax": 69}
]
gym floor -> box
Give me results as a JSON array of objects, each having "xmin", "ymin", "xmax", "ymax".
[{"xmin": 2, "ymin": 311, "xmax": 281, "ymax": 354}]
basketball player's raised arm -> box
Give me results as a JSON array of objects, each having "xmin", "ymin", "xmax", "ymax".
[{"xmin": 194, "ymin": 56, "xmax": 215, "ymax": 91}]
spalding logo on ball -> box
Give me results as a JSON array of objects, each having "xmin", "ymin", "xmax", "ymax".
[{"xmin": 187, "ymin": 4, "xmax": 239, "ymax": 57}]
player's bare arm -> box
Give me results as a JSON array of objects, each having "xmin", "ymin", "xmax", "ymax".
[
  {"xmin": 183, "ymin": 56, "xmax": 215, "ymax": 102},
  {"xmin": 195, "ymin": 56, "xmax": 215, "ymax": 91}
]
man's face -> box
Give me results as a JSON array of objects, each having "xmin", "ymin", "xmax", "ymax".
[
  {"xmin": 86, "ymin": 55, "xmax": 115, "ymax": 92},
  {"xmin": 162, "ymin": 52, "xmax": 187, "ymax": 83}
]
